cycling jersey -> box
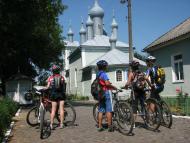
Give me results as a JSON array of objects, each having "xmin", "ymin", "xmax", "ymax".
[
  {"xmin": 97, "ymin": 70, "xmax": 113, "ymax": 113},
  {"xmin": 47, "ymin": 74, "xmax": 65, "ymax": 101},
  {"xmin": 146, "ymin": 67, "xmax": 164, "ymax": 100}
]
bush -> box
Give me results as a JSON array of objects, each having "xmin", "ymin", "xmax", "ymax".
[
  {"xmin": 0, "ymin": 98, "xmax": 19, "ymax": 142},
  {"xmin": 67, "ymin": 94, "xmax": 89, "ymax": 101}
]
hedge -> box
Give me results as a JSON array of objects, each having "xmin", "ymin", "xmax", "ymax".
[{"xmin": 0, "ymin": 98, "xmax": 19, "ymax": 142}]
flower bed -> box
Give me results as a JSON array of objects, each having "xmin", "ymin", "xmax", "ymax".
[{"xmin": 0, "ymin": 98, "xmax": 19, "ymax": 142}]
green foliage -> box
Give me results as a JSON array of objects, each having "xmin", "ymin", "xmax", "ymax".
[
  {"xmin": 0, "ymin": 0, "xmax": 66, "ymax": 80},
  {"xmin": 67, "ymin": 95, "xmax": 89, "ymax": 101},
  {"xmin": 163, "ymin": 96, "xmax": 190, "ymax": 116},
  {"xmin": 134, "ymin": 51, "xmax": 146, "ymax": 61},
  {"xmin": 0, "ymin": 98, "xmax": 19, "ymax": 141}
]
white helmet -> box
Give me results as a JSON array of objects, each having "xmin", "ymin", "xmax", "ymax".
[{"xmin": 146, "ymin": 56, "xmax": 156, "ymax": 62}]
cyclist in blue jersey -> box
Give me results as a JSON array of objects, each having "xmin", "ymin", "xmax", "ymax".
[
  {"xmin": 96, "ymin": 60, "xmax": 118, "ymax": 132},
  {"xmin": 145, "ymin": 56, "xmax": 164, "ymax": 100}
]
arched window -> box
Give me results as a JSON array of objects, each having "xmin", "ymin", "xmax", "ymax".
[{"xmin": 116, "ymin": 70, "xmax": 123, "ymax": 82}]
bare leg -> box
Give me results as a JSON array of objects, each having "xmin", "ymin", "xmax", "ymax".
[
  {"xmin": 51, "ymin": 101, "xmax": 57, "ymax": 127},
  {"xmin": 59, "ymin": 100, "xmax": 65, "ymax": 126},
  {"xmin": 106, "ymin": 112, "xmax": 112, "ymax": 127},
  {"xmin": 98, "ymin": 112, "xmax": 103, "ymax": 128}
]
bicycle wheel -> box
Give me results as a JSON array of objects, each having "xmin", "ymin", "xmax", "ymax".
[
  {"xmin": 115, "ymin": 101, "xmax": 134, "ymax": 135},
  {"xmin": 160, "ymin": 100, "xmax": 172, "ymax": 128},
  {"xmin": 144, "ymin": 98, "xmax": 161, "ymax": 131},
  {"xmin": 92, "ymin": 102, "xmax": 107, "ymax": 124},
  {"xmin": 64, "ymin": 102, "xmax": 76, "ymax": 126},
  {"xmin": 26, "ymin": 106, "xmax": 39, "ymax": 127},
  {"xmin": 93, "ymin": 103, "xmax": 99, "ymax": 123},
  {"xmin": 40, "ymin": 106, "xmax": 45, "ymax": 139}
]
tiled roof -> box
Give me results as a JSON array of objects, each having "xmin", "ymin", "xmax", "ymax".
[
  {"xmin": 144, "ymin": 17, "xmax": 190, "ymax": 51},
  {"xmin": 83, "ymin": 48, "xmax": 145, "ymax": 69}
]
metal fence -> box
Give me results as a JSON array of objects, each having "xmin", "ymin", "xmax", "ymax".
[{"xmin": 163, "ymin": 97, "xmax": 190, "ymax": 116}]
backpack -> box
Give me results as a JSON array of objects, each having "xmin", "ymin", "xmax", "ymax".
[
  {"xmin": 155, "ymin": 66, "xmax": 166, "ymax": 85},
  {"xmin": 132, "ymin": 71, "xmax": 146, "ymax": 90},
  {"xmin": 51, "ymin": 75, "xmax": 64, "ymax": 92},
  {"xmin": 91, "ymin": 72, "xmax": 104, "ymax": 100}
]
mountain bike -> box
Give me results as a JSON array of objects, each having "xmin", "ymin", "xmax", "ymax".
[
  {"xmin": 125, "ymin": 86, "xmax": 162, "ymax": 131},
  {"xmin": 145, "ymin": 89, "xmax": 172, "ymax": 128},
  {"xmin": 26, "ymin": 86, "xmax": 76, "ymax": 139},
  {"xmin": 93, "ymin": 89, "xmax": 134, "ymax": 135}
]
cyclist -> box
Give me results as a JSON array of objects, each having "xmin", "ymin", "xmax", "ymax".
[
  {"xmin": 47, "ymin": 64, "xmax": 66, "ymax": 129},
  {"xmin": 96, "ymin": 60, "xmax": 118, "ymax": 132},
  {"xmin": 145, "ymin": 56, "xmax": 164, "ymax": 101},
  {"xmin": 124, "ymin": 60, "xmax": 152, "ymax": 128}
]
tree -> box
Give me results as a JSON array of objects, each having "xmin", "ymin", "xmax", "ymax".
[
  {"xmin": 134, "ymin": 51, "xmax": 146, "ymax": 61},
  {"xmin": 0, "ymin": 0, "xmax": 66, "ymax": 93}
]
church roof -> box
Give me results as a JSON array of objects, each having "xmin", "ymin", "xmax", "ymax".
[
  {"xmin": 81, "ymin": 35, "xmax": 128, "ymax": 47},
  {"xmin": 64, "ymin": 40, "xmax": 79, "ymax": 47},
  {"xmin": 89, "ymin": 0, "xmax": 104, "ymax": 17},
  {"xmin": 83, "ymin": 49, "xmax": 145, "ymax": 69}
]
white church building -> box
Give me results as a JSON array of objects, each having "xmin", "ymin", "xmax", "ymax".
[{"xmin": 63, "ymin": 0, "xmax": 144, "ymax": 98}]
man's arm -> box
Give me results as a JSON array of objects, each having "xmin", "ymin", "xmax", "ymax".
[
  {"xmin": 144, "ymin": 70, "xmax": 154, "ymax": 89},
  {"xmin": 124, "ymin": 71, "xmax": 133, "ymax": 89}
]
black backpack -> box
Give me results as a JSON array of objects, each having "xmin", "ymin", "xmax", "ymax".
[
  {"xmin": 51, "ymin": 75, "xmax": 64, "ymax": 92},
  {"xmin": 91, "ymin": 72, "xmax": 104, "ymax": 100}
]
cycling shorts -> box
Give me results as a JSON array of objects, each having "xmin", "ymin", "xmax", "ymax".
[{"xmin": 98, "ymin": 90, "xmax": 113, "ymax": 113}]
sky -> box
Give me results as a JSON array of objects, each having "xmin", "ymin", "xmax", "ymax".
[{"xmin": 59, "ymin": 0, "xmax": 190, "ymax": 53}]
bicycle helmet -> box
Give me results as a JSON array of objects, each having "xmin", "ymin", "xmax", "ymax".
[
  {"xmin": 96, "ymin": 60, "xmax": 108, "ymax": 70},
  {"xmin": 129, "ymin": 60, "xmax": 140, "ymax": 67},
  {"xmin": 51, "ymin": 65, "xmax": 60, "ymax": 74},
  {"xmin": 146, "ymin": 56, "xmax": 156, "ymax": 62},
  {"xmin": 129, "ymin": 60, "xmax": 139, "ymax": 71},
  {"xmin": 96, "ymin": 60, "xmax": 108, "ymax": 67}
]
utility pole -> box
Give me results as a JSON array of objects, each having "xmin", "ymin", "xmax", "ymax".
[{"xmin": 120, "ymin": 0, "xmax": 133, "ymax": 61}]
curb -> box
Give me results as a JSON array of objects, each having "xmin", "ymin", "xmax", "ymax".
[
  {"xmin": 2, "ymin": 107, "xmax": 22, "ymax": 143},
  {"xmin": 172, "ymin": 115, "xmax": 190, "ymax": 119}
]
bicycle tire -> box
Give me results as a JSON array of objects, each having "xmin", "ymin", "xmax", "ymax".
[
  {"xmin": 64, "ymin": 102, "xmax": 76, "ymax": 126},
  {"xmin": 144, "ymin": 98, "xmax": 161, "ymax": 131},
  {"xmin": 26, "ymin": 106, "xmax": 39, "ymax": 127},
  {"xmin": 160, "ymin": 100, "xmax": 173, "ymax": 128},
  {"xmin": 40, "ymin": 106, "xmax": 45, "ymax": 139},
  {"xmin": 93, "ymin": 102, "xmax": 99, "ymax": 123},
  {"xmin": 115, "ymin": 101, "xmax": 134, "ymax": 135}
]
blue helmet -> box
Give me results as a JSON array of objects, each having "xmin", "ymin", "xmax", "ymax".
[{"xmin": 96, "ymin": 60, "xmax": 108, "ymax": 67}]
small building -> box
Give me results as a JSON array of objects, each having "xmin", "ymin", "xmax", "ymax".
[
  {"xmin": 143, "ymin": 17, "xmax": 190, "ymax": 97},
  {"xmin": 5, "ymin": 72, "xmax": 33, "ymax": 104}
]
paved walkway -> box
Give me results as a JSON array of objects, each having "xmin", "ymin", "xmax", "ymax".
[{"xmin": 8, "ymin": 103, "xmax": 190, "ymax": 143}]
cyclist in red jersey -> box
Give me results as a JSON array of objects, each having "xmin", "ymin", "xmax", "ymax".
[{"xmin": 47, "ymin": 65, "xmax": 66, "ymax": 129}]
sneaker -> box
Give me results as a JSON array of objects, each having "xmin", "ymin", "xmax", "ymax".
[
  {"xmin": 97, "ymin": 127, "xmax": 105, "ymax": 132},
  {"xmin": 50, "ymin": 124, "xmax": 55, "ymax": 130},
  {"xmin": 133, "ymin": 124, "xmax": 136, "ymax": 129},
  {"xmin": 59, "ymin": 124, "xmax": 65, "ymax": 129},
  {"xmin": 108, "ymin": 127, "xmax": 114, "ymax": 132}
]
